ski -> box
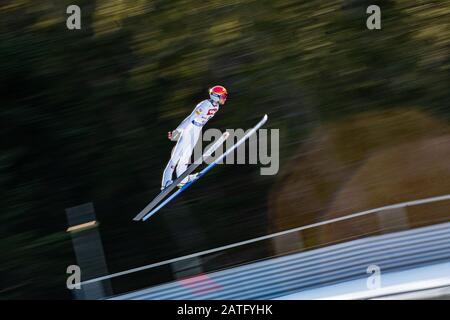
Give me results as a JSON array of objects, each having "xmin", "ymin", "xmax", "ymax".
[
  {"xmin": 141, "ymin": 114, "xmax": 268, "ymax": 222},
  {"xmin": 133, "ymin": 131, "xmax": 230, "ymax": 221}
]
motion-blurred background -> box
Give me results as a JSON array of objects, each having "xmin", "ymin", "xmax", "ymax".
[{"xmin": 1, "ymin": 0, "xmax": 449, "ymax": 299}]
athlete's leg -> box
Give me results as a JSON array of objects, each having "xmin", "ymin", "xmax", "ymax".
[
  {"xmin": 176, "ymin": 126, "xmax": 202, "ymax": 184},
  {"xmin": 161, "ymin": 131, "xmax": 187, "ymax": 189}
]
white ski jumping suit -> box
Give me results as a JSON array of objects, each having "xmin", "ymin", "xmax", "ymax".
[{"xmin": 161, "ymin": 99, "xmax": 220, "ymax": 189}]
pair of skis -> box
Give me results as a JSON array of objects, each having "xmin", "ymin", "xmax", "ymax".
[{"xmin": 133, "ymin": 114, "xmax": 268, "ymax": 222}]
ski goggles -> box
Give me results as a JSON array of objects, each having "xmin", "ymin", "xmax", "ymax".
[{"xmin": 211, "ymin": 92, "xmax": 228, "ymax": 102}]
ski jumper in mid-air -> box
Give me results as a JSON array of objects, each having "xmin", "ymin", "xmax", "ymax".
[{"xmin": 161, "ymin": 85, "xmax": 228, "ymax": 190}]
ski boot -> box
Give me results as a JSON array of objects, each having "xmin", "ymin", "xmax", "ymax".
[
  {"xmin": 161, "ymin": 180, "xmax": 173, "ymax": 191},
  {"xmin": 177, "ymin": 173, "xmax": 199, "ymax": 189}
]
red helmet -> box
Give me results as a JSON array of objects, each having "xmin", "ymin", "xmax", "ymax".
[{"xmin": 209, "ymin": 85, "xmax": 228, "ymax": 105}]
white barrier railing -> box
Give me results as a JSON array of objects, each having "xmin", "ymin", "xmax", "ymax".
[{"xmin": 80, "ymin": 194, "xmax": 450, "ymax": 286}]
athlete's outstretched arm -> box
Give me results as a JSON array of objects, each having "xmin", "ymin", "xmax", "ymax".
[{"xmin": 169, "ymin": 104, "xmax": 204, "ymax": 140}]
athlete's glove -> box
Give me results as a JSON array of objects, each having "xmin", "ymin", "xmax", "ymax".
[{"xmin": 168, "ymin": 130, "xmax": 181, "ymax": 141}]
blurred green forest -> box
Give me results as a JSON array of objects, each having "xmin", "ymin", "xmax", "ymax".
[{"xmin": 1, "ymin": 0, "xmax": 449, "ymax": 299}]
